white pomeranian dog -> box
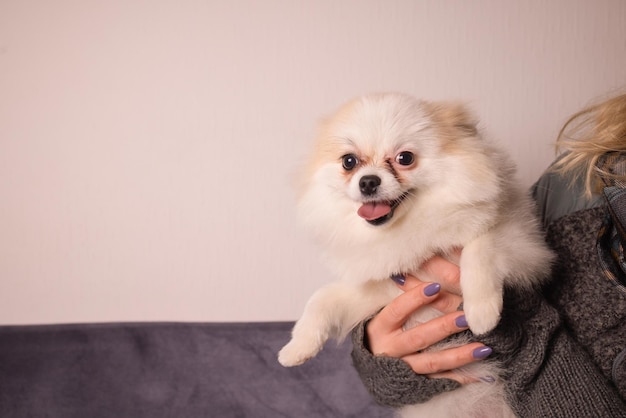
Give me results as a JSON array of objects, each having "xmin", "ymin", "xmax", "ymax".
[{"xmin": 278, "ymin": 93, "xmax": 554, "ymax": 417}]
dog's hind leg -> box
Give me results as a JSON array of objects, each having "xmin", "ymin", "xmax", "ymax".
[{"xmin": 278, "ymin": 279, "xmax": 397, "ymax": 366}]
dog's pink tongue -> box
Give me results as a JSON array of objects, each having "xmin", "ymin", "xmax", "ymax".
[{"xmin": 358, "ymin": 202, "xmax": 391, "ymax": 220}]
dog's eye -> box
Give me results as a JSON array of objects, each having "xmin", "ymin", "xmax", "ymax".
[
  {"xmin": 341, "ymin": 154, "xmax": 359, "ymax": 171},
  {"xmin": 396, "ymin": 151, "xmax": 415, "ymax": 166}
]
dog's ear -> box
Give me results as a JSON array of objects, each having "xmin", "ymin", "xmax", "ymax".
[{"xmin": 427, "ymin": 101, "xmax": 478, "ymax": 137}]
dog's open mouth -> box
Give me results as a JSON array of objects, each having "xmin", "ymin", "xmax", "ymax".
[{"xmin": 357, "ymin": 193, "xmax": 410, "ymax": 226}]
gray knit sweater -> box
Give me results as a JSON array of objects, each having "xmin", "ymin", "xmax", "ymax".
[{"xmin": 351, "ymin": 207, "xmax": 626, "ymax": 417}]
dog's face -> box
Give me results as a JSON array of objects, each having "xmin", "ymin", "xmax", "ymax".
[{"xmin": 299, "ymin": 93, "xmax": 481, "ymax": 235}]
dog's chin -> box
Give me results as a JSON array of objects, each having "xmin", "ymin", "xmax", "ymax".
[{"xmin": 363, "ymin": 191, "xmax": 411, "ymax": 226}]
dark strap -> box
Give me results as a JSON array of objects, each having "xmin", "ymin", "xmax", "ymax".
[{"xmin": 597, "ymin": 186, "xmax": 626, "ymax": 288}]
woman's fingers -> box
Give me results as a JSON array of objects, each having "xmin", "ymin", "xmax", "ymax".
[
  {"xmin": 395, "ymin": 311, "xmax": 469, "ymax": 354},
  {"xmin": 403, "ymin": 342, "xmax": 493, "ymax": 376},
  {"xmin": 368, "ymin": 299, "xmax": 470, "ymax": 358},
  {"xmin": 367, "ymin": 281, "xmax": 442, "ymax": 343},
  {"xmin": 365, "ymin": 251, "xmax": 493, "ymax": 384},
  {"xmin": 414, "ymin": 253, "xmax": 462, "ymax": 295},
  {"xmin": 395, "ymin": 274, "xmax": 462, "ymax": 314}
]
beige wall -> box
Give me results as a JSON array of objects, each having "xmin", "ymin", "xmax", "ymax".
[{"xmin": 1, "ymin": 1, "xmax": 625, "ymax": 324}]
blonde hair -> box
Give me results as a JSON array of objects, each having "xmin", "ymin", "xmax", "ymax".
[{"xmin": 553, "ymin": 93, "xmax": 626, "ymax": 197}]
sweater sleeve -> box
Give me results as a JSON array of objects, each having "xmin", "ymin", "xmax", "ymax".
[
  {"xmin": 350, "ymin": 287, "xmax": 626, "ymax": 416},
  {"xmin": 480, "ymin": 288, "xmax": 626, "ymax": 418}
]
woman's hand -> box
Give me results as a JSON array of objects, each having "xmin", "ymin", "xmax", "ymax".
[{"xmin": 365, "ymin": 255, "xmax": 493, "ymax": 384}]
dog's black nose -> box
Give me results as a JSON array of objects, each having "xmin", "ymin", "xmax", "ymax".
[{"xmin": 359, "ymin": 175, "xmax": 381, "ymax": 196}]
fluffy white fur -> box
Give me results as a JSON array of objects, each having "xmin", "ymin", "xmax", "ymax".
[{"xmin": 278, "ymin": 93, "xmax": 554, "ymax": 418}]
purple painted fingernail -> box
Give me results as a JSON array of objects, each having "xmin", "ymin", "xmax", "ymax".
[
  {"xmin": 390, "ymin": 274, "xmax": 406, "ymax": 286},
  {"xmin": 455, "ymin": 315, "xmax": 468, "ymax": 328},
  {"xmin": 480, "ymin": 376, "xmax": 496, "ymax": 383},
  {"xmin": 424, "ymin": 283, "xmax": 441, "ymax": 297},
  {"xmin": 472, "ymin": 346, "xmax": 493, "ymax": 359}
]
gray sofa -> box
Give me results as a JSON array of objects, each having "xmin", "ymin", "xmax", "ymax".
[{"xmin": 0, "ymin": 322, "xmax": 393, "ymax": 417}]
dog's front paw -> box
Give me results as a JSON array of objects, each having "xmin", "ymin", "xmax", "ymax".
[
  {"xmin": 278, "ymin": 338, "xmax": 322, "ymax": 367},
  {"xmin": 464, "ymin": 299, "xmax": 502, "ymax": 335}
]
